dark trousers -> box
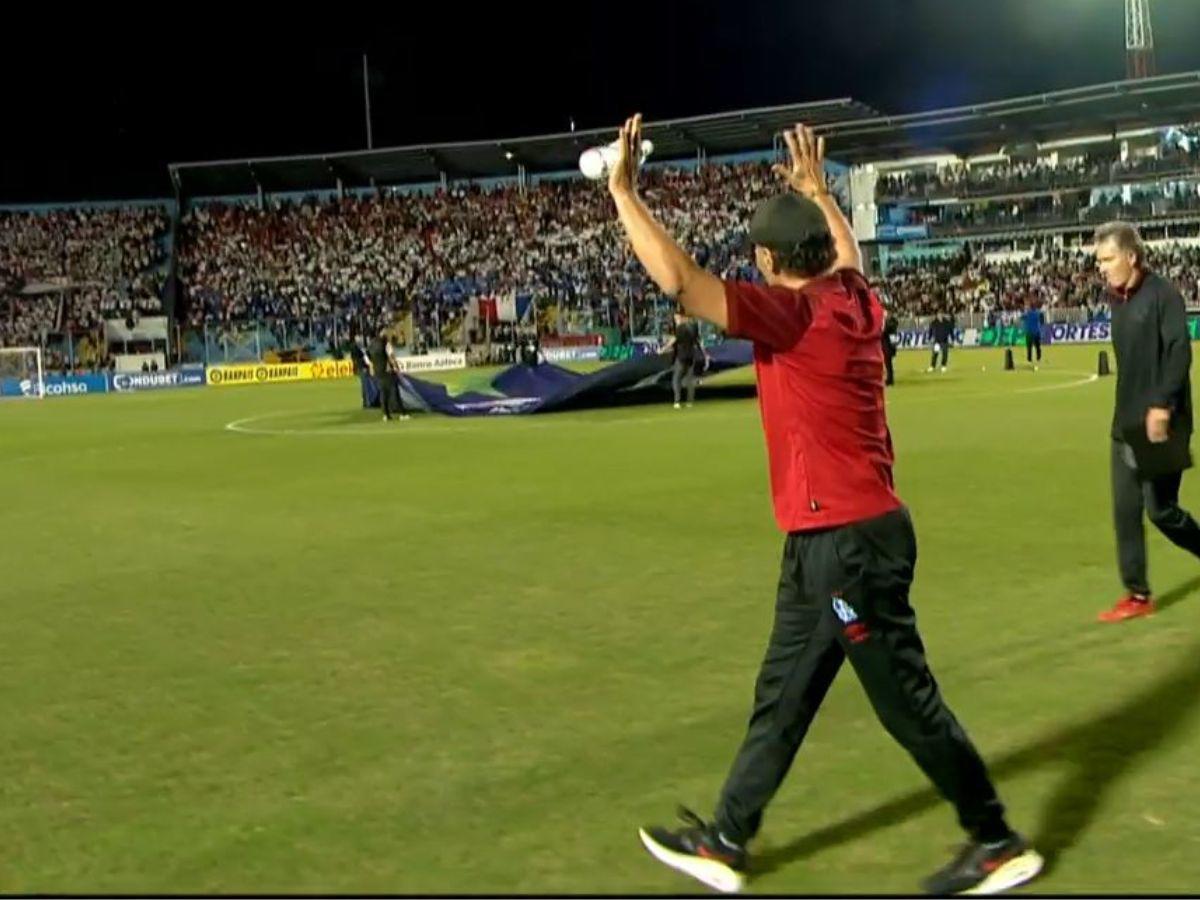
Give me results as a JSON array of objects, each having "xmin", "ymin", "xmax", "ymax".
[
  {"xmin": 377, "ymin": 372, "xmax": 401, "ymax": 418},
  {"xmin": 1111, "ymin": 439, "xmax": 1200, "ymax": 595},
  {"xmin": 360, "ymin": 372, "xmax": 372, "ymax": 408},
  {"xmin": 930, "ymin": 345, "xmax": 949, "ymax": 368},
  {"xmin": 714, "ymin": 507, "xmax": 1008, "ymax": 845},
  {"xmin": 883, "ymin": 351, "xmax": 895, "ymax": 386},
  {"xmin": 1025, "ymin": 333, "xmax": 1042, "ymax": 363},
  {"xmin": 672, "ymin": 357, "xmax": 698, "ymax": 405}
]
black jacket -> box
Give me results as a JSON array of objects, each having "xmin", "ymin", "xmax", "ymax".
[
  {"xmin": 928, "ymin": 316, "xmax": 955, "ymax": 345},
  {"xmin": 368, "ymin": 336, "xmax": 391, "ymax": 377},
  {"xmin": 882, "ymin": 317, "xmax": 898, "ymax": 357},
  {"xmin": 1110, "ymin": 270, "xmax": 1193, "ymax": 440}
]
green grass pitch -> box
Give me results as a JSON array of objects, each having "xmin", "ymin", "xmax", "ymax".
[{"xmin": 2, "ymin": 343, "xmax": 1199, "ymax": 893}]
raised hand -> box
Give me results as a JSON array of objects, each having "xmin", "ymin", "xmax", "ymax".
[
  {"xmin": 772, "ymin": 123, "xmax": 827, "ymax": 199},
  {"xmin": 608, "ymin": 113, "xmax": 643, "ymax": 197}
]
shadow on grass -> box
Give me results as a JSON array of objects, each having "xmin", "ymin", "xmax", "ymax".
[
  {"xmin": 1155, "ymin": 573, "xmax": 1200, "ymax": 612},
  {"xmin": 754, "ymin": 603, "xmax": 1200, "ymax": 880}
]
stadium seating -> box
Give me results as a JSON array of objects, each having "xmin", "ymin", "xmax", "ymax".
[
  {"xmin": 0, "ymin": 206, "xmax": 168, "ymax": 350},
  {"xmin": 2, "ymin": 150, "xmax": 1199, "ymax": 370}
]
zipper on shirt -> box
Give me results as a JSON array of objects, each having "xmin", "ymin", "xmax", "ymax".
[{"xmin": 795, "ymin": 445, "xmax": 820, "ymax": 513}]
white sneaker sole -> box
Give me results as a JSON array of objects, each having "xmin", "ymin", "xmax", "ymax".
[
  {"xmin": 959, "ymin": 849, "xmax": 1045, "ymax": 895},
  {"xmin": 638, "ymin": 828, "xmax": 745, "ymax": 893}
]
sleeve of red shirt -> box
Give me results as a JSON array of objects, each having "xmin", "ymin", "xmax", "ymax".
[{"xmin": 723, "ymin": 279, "xmax": 815, "ymax": 351}]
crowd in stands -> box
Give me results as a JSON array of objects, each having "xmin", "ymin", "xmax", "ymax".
[
  {"xmin": 877, "ymin": 242, "xmax": 1200, "ymax": 320},
  {"xmin": 879, "ymin": 155, "xmax": 1113, "ymax": 201},
  {"xmin": 877, "ymin": 140, "xmax": 1200, "ymax": 201},
  {"xmin": 177, "ymin": 162, "xmax": 774, "ymax": 338},
  {"xmin": 1083, "ymin": 183, "xmax": 1200, "ymax": 225},
  {"xmin": 5, "ymin": 155, "xmax": 1200, "ymax": 369},
  {"xmin": 0, "ymin": 206, "xmax": 168, "ymax": 351},
  {"xmin": 889, "ymin": 181, "xmax": 1200, "ymax": 237}
]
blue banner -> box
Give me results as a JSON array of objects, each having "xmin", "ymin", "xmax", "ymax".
[
  {"xmin": 892, "ymin": 320, "xmax": 1116, "ymax": 351},
  {"xmin": 109, "ymin": 369, "xmax": 206, "ymax": 392},
  {"xmin": 390, "ymin": 340, "xmax": 755, "ymax": 417},
  {"xmin": 876, "ymin": 223, "xmax": 930, "ymax": 241},
  {"xmin": 1043, "ymin": 321, "xmax": 1111, "ymax": 345},
  {"xmin": 894, "ymin": 328, "xmax": 968, "ymax": 350},
  {"xmin": 0, "ymin": 373, "xmax": 109, "ymax": 398},
  {"xmin": 541, "ymin": 346, "xmax": 602, "ymax": 363}
]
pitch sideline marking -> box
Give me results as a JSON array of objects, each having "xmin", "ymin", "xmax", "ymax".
[{"xmin": 222, "ymin": 370, "xmax": 1102, "ymax": 437}]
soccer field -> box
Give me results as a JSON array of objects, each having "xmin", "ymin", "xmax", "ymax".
[{"xmin": 3, "ymin": 343, "xmax": 1200, "ymax": 894}]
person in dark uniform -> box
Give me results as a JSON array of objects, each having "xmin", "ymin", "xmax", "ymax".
[
  {"xmin": 881, "ymin": 309, "xmax": 899, "ymax": 386},
  {"xmin": 1094, "ymin": 221, "xmax": 1200, "ymax": 622},
  {"xmin": 607, "ymin": 115, "xmax": 1041, "ymax": 896},
  {"xmin": 347, "ymin": 335, "xmax": 372, "ymax": 408},
  {"xmin": 662, "ymin": 312, "xmax": 707, "ymax": 408},
  {"xmin": 367, "ymin": 328, "xmax": 409, "ymax": 422},
  {"xmin": 927, "ymin": 310, "xmax": 954, "ymax": 373},
  {"xmin": 1022, "ymin": 298, "xmax": 1044, "ymax": 370}
]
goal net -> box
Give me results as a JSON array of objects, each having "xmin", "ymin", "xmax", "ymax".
[{"xmin": 0, "ymin": 347, "xmax": 45, "ymax": 398}]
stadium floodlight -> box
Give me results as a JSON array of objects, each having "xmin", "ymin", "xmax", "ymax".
[
  {"xmin": 0, "ymin": 346, "xmax": 45, "ymax": 398},
  {"xmin": 1126, "ymin": 0, "xmax": 1156, "ymax": 79}
]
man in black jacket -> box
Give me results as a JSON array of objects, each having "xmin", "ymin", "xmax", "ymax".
[
  {"xmin": 347, "ymin": 335, "xmax": 372, "ymax": 409},
  {"xmin": 927, "ymin": 310, "xmax": 955, "ymax": 373},
  {"xmin": 662, "ymin": 312, "xmax": 708, "ymax": 408},
  {"xmin": 1095, "ymin": 221, "xmax": 1200, "ymax": 622},
  {"xmin": 882, "ymin": 310, "xmax": 899, "ymax": 386},
  {"xmin": 367, "ymin": 328, "xmax": 410, "ymax": 422}
]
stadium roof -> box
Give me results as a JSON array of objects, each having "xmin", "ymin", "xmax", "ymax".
[
  {"xmin": 821, "ymin": 71, "xmax": 1200, "ymax": 164},
  {"xmin": 169, "ymin": 72, "xmax": 1200, "ymax": 197},
  {"xmin": 169, "ymin": 98, "xmax": 879, "ymax": 197}
]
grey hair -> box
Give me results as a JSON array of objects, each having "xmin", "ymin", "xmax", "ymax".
[{"xmin": 1094, "ymin": 221, "xmax": 1147, "ymax": 266}]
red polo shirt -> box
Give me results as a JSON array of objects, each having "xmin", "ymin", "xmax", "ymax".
[{"xmin": 724, "ymin": 269, "xmax": 901, "ymax": 533}]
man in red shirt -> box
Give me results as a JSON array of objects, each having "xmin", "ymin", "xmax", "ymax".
[{"xmin": 609, "ymin": 116, "xmax": 1042, "ymax": 895}]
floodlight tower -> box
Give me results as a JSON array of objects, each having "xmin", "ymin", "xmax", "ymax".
[{"xmin": 1126, "ymin": 0, "xmax": 1157, "ymax": 79}]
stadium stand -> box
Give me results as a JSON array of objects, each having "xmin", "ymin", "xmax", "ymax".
[{"xmin": 3, "ymin": 74, "xmax": 1200, "ymax": 370}]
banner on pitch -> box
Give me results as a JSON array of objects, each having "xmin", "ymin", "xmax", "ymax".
[
  {"xmin": 207, "ymin": 362, "xmax": 310, "ymax": 387},
  {"xmin": 392, "ymin": 352, "xmax": 467, "ymax": 373},
  {"xmin": 1042, "ymin": 321, "xmax": 1111, "ymax": 345},
  {"xmin": 894, "ymin": 329, "xmax": 975, "ymax": 350},
  {"xmin": 109, "ymin": 369, "xmax": 206, "ymax": 392},
  {"xmin": 0, "ymin": 372, "xmax": 109, "ymax": 398},
  {"xmin": 541, "ymin": 346, "xmax": 602, "ymax": 363},
  {"xmin": 307, "ymin": 359, "xmax": 356, "ymax": 380},
  {"xmin": 896, "ymin": 320, "xmax": 1115, "ymax": 350}
]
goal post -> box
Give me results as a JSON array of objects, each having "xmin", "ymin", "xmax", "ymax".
[{"xmin": 0, "ymin": 346, "xmax": 46, "ymax": 398}]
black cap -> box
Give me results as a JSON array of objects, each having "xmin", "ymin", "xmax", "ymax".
[{"xmin": 744, "ymin": 193, "xmax": 831, "ymax": 252}]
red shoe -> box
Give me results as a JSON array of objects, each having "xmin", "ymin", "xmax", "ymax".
[{"xmin": 1098, "ymin": 594, "xmax": 1156, "ymax": 623}]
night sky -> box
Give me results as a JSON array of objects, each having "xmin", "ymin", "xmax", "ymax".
[{"xmin": 3, "ymin": 0, "xmax": 1200, "ymax": 203}]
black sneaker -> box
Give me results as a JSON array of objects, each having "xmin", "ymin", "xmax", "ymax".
[
  {"xmin": 638, "ymin": 806, "xmax": 747, "ymax": 893},
  {"xmin": 922, "ymin": 833, "xmax": 1044, "ymax": 895}
]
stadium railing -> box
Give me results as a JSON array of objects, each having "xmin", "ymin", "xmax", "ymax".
[{"xmin": 877, "ymin": 156, "xmax": 1200, "ymax": 204}]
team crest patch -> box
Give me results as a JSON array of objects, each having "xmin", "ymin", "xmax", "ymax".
[
  {"xmin": 832, "ymin": 594, "xmax": 870, "ymax": 644},
  {"xmin": 832, "ymin": 596, "xmax": 857, "ymax": 624}
]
